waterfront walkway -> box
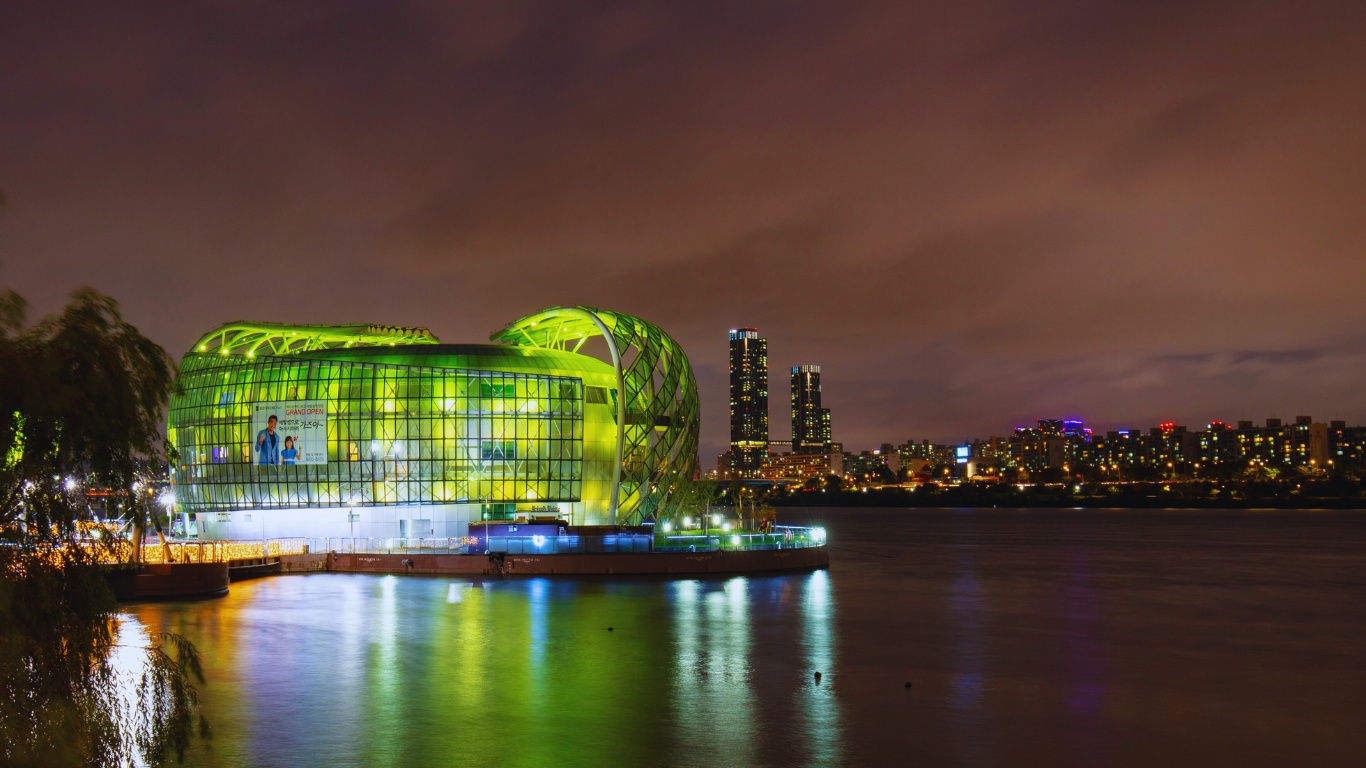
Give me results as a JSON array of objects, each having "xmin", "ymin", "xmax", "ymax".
[{"xmin": 121, "ymin": 525, "xmax": 827, "ymax": 563}]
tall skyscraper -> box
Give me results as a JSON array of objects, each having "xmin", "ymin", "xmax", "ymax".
[
  {"xmin": 791, "ymin": 364, "xmax": 832, "ymax": 453},
  {"xmin": 728, "ymin": 328, "xmax": 768, "ymax": 477}
]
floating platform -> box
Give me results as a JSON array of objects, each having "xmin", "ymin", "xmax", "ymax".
[
  {"xmin": 228, "ymin": 558, "xmax": 283, "ymax": 581},
  {"xmin": 107, "ymin": 532, "xmax": 828, "ymax": 602},
  {"xmin": 292, "ymin": 545, "xmax": 828, "ymax": 577},
  {"xmin": 107, "ymin": 562, "xmax": 230, "ymax": 601}
]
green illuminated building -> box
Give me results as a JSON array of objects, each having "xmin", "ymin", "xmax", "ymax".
[{"xmin": 167, "ymin": 307, "xmax": 699, "ymax": 540}]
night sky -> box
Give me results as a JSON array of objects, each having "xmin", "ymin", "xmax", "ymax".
[{"xmin": 2, "ymin": 1, "xmax": 1365, "ymax": 461}]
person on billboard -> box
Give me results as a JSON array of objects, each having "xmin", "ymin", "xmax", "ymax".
[
  {"xmin": 280, "ymin": 436, "xmax": 300, "ymax": 466},
  {"xmin": 255, "ymin": 414, "xmax": 281, "ymax": 465}
]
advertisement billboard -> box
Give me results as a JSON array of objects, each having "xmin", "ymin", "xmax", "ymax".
[{"xmin": 251, "ymin": 400, "xmax": 327, "ymax": 466}]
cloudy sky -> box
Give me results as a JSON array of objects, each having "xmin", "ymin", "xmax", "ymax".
[{"xmin": 3, "ymin": 1, "xmax": 1365, "ymax": 460}]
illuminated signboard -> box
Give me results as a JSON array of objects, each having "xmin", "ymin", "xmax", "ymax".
[{"xmin": 251, "ymin": 400, "xmax": 328, "ymax": 466}]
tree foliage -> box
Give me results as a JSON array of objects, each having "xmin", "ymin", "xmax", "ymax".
[
  {"xmin": 0, "ymin": 285, "xmax": 206, "ymax": 766},
  {"xmin": 656, "ymin": 477, "xmax": 718, "ymax": 526},
  {"xmin": 1, "ymin": 287, "xmax": 175, "ymax": 529}
]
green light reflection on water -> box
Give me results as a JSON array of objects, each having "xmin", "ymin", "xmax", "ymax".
[{"xmin": 126, "ymin": 571, "xmax": 839, "ymax": 768}]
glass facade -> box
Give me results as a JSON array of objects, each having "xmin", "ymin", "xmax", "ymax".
[
  {"xmin": 169, "ymin": 309, "xmax": 700, "ymax": 533},
  {"xmin": 169, "ymin": 353, "xmax": 589, "ymax": 513}
]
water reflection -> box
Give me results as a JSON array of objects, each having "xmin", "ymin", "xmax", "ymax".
[
  {"xmin": 799, "ymin": 569, "xmax": 839, "ymax": 766},
  {"xmin": 947, "ymin": 536, "xmax": 991, "ymax": 766},
  {"xmin": 118, "ymin": 509, "xmax": 1366, "ymax": 768},
  {"xmin": 671, "ymin": 578, "xmax": 758, "ymax": 766},
  {"xmin": 128, "ymin": 571, "xmax": 840, "ymax": 768},
  {"xmin": 528, "ymin": 577, "xmax": 548, "ymax": 673},
  {"xmin": 1063, "ymin": 549, "xmax": 1105, "ymax": 765}
]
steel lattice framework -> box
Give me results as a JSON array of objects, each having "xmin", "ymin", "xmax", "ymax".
[
  {"xmin": 191, "ymin": 322, "xmax": 439, "ymax": 358},
  {"xmin": 492, "ymin": 307, "xmax": 700, "ymax": 525}
]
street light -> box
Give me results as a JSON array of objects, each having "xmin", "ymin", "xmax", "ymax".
[{"xmin": 347, "ymin": 495, "xmax": 359, "ymax": 541}]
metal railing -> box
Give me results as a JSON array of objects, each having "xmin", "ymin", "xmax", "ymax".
[
  {"xmin": 654, "ymin": 525, "xmax": 827, "ymax": 553},
  {"xmin": 309, "ymin": 537, "xmax": 472, "ymax": 554},
  {"xmin": 94, "ymin": 538, "xmax": 311, "ymax": 564},
  {"xmin": 478, "ymin": 533, "xmax": 653, "ymax": 555},
  {"xmin": 306, "ymin": 535, "xmax": 655, "ymax": 555},
  {"xmin": 110, "ymin": 525, "xmax": 827, "ymax": 561}
]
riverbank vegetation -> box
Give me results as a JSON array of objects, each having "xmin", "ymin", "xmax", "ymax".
[{"xmin": 1, "ymin": 284, "xmax": 207, "ymax": 766}]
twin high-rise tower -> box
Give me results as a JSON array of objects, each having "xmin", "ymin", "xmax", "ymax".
[
  {"xmin": 791, "ymin": 364, "xmax": 832, "ymax": 453},
  {"xmin": 728, "ymin": 328, "xmax": 832, "ymax": 478},
  {"xmin": 728, "ymin": 328, "xmax": 769, "ymax": 476}
]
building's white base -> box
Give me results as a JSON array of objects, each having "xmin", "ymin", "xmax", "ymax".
[{"xmin": 193, "ymin": 502, "xmax": 583, "ymax": 541}]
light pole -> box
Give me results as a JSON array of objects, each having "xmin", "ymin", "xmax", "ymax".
[{"xmin": 347, "ymin": 496, "xmax": 357, "ymax": 546}]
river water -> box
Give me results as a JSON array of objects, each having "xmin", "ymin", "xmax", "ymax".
[{"xmin": 125, "ymin": 508, "xmax": 1366, "ymax": 767}]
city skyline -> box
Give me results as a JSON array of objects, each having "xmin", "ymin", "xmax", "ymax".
[
  {"xmin": 5, "ymin": 5, "xmax": 1366, "ymax": 768},
  {"xmin": 738, "ymin": 412, "xmax": 1365, "ymax": 487},
  {"xmin": 721, "ymin": 324, "xmax": 1366, "ymax": 458},
  {"xmin": 4, "ymin": 2, "xmax": 1366, "ymax": 464}
]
